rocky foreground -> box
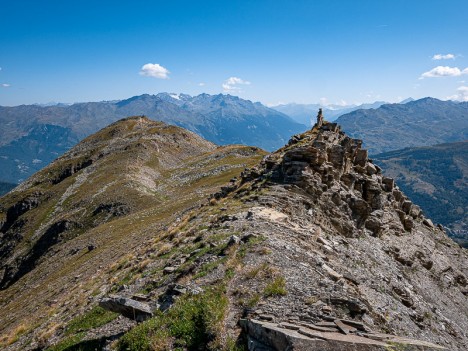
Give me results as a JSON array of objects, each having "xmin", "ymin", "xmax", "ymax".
[{"xmin": 1, "ymin": 120, "xmax": 467, "ymax": 350}]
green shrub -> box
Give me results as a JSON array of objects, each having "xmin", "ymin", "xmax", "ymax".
[{"xmin": 263, "ymin": 276, "xmax": 287, "ymax": 297}]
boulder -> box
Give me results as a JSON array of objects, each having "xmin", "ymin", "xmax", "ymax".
[
  {"xmin": 99, "ymin": 295, "xmax": 153, "ymax": 322},
  {"xmin": 402, "ymin": 200, "xmax": 412, "ymax": 214},
  {"xmin": 354, "ymin": 149, "xmax": 368, "ymax": 167},
  {"xmin": 365, "ymin": 216, "xmax": 383, "ymax": 236},
  {"xmin": 163, "ymin": 266, "xmax": 177, "ymax": 274},
  {"xmin": 382, "ymin": 177, "xmax": 394, "ymax": 191}
]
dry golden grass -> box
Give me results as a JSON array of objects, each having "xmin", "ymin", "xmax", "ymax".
[{"xmin": 0, "ymin": 323, "xmax": 29, "ymax": 346}]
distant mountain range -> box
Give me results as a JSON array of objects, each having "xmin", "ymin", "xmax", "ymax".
[
  {"xmin": 336, "ymin": 97, "xmax": 468, "ymax": 155},
  {"xmin": 271, "ymin": 100, "xmax": 392, "ymax": 125},
  {"xmin": 373, "ymin": 141, "xmax": 468, "ymax": 247},
  {"xmin": 0, "ymin": 93, "xmax": 305, "ymax": 184}
]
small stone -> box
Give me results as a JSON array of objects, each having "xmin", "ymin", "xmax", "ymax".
[
  {"xmin": 241, "ymin": 233, "xmax": 258, "ymax": 243},
  {"xmin": 228, "ymin": 235, "xmax": 241, "ymax": 246},
  {"xmin": 317, "ymin": 236, "xmax": 332, "ymax": 246},
  {"xmin": 402, "ymin": 200, "xmax": 412, "ymax": 214},
  {"xmin": 69, "ymin": 248, "xmax": 80, "ymax": 255},
  {"xmin": 163, "ymin": 266, "xmax": 176, "ymax": 275},
  {"xmin": 343, "ymin": 273, "xmax": 360, "ymax": 285},
  {"xmin": 172, "ymin": 285, "xmax": 187, "ymax": 295},
  {"xmin": 322, "ymin": 264, "xmax": 342, "ymax": 281},
  {"xmin": 410, "ymin": 205, "xmax": 421, "ymax": 218},
  {"xmin": 132, "ymin": 293, "xmax": 150, "ymax": 302},
  {"xmin": 354, "ymin": 149, "xmax": 368, "ymax": 167},
  {"xmin": 403, "ymin": 217, "xmax": 414, "ymax": 231},
  {"xmin": 382, "ymin": 177, "xmax": 394, "ymax": 191},
  {"xmin": 423, "ymin": 218, "xmax": 434, "ymax": 228},
  {"xmin": 366, "ymin": 163, "xmax": 377, "ymax": 175},
  {"xmin": 259, "ymin": 314, "xmax": 274, "ymax": 321},
  {"xmin": 334, "ymin": 319, "xmax": 356, "ymax": 334}
]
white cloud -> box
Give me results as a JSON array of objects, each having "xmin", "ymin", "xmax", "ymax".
[
  {"xmin": 319, "ymin": 97, "xmax": 328, "ymax": 106},
  {"xmin": 420, "ymin": 66, "xmax": 468, "ymax": 79},
  {"xmin": 1, "ymin": 83, "xmax": 10, "ymax": 87},
  {"xmin": 139, "ymin": 63, "xmax": 170, "ymax": 79},
  {"xmin": 448, "ymin": 86, "xmax": 468, "ymax": 101},
  {"xmin": 432, "ymin": 53, "xmax": 455, "ymax": 60},
  {"xmin": 198, "ymin": 82, "xmax": 205, "ymax": 86},
  {"xmin": 222, "ymin": 76, "xmax": 251, "ymax": 92}
]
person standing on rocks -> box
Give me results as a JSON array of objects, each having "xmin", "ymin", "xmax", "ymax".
[{"xmin": 316, "ymin": 108, "xmax": 324, "ymax": 128}]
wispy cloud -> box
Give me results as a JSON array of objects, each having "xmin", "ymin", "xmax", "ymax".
[
  {"xmin": 1, "ymin": 83, "xmax": 10, "ymax": 88},
  {"xmin": 198, "ymin": 82, "xmax": 205, "ymax": 87},
  {"xmin": 447, "ymin": 86, "xmax": 468, "ymax": 101},
  {"xmin": 432, "ymin": 53, "xmax": 455, "ymax": 60},
  {"xmin": 222, "ymin": 76, "xmax": 250, "ymax": 92},
  {"xmin": 139, "ymin": 63, "xmax": 170, "ymax": 79},
  {"xmin": 420, "ymin": 66, "xmax": 468, "ymax": 79}
]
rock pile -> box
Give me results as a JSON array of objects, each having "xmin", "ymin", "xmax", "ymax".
[{"xmin": 242, "ymin": 123, "xmax": 429, "ymax": 239}]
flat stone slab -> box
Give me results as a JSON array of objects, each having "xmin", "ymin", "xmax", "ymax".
[
  {"xmin": 241, "ymin": 319, "xmax": 445, "ymax": 351},
  {"xmin": 334, "ymin": 319, "xmax": 356, "ymax": 334},
  {"xmin": 99, "ymin": 295, "xmax": 153, "ymax": 322}
]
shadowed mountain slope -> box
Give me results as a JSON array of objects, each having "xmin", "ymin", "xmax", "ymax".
[
  {"xmin": 374, "ymin": 141, "xmax": 468, "ymax": 247},
  {"xmin": 1, "ymin": 120, "xmax": 467, "ymax": 351}
]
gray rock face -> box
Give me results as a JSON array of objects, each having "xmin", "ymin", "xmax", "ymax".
[
  {"xmin": 225, "ymin": 123, "xmax": 468, "ymax": 350},
  {"xmin": 258, "ymin": 123, "xmax": 426, "ymax": 237},
  {"xmin": 99, "ymin": 295, "xmax": 153, "ymax": 322}
]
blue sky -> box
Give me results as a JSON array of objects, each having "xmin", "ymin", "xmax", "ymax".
[{"xmin": 1, "ymin": 0, "xmax": 467, "ymax": 106}]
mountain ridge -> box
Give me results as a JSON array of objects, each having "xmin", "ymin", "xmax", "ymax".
[
  {"xmin": 0, "ymin": 93, "xmax": 305, "ymax": 184},
  {"xmin": 336, "ymin": 97, "xmax": 468, "ymax": 155},
  {"xmin": 1, "ymin": 118, "xmax": 467, "ymax": 350}
]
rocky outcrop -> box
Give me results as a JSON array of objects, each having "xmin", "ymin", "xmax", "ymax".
[
  {"xmin": 244, "ymin": 123, "xmax": 426, "ymax": 238},
  {"xmin": 227, "ymin": 122, "xmax": 468, "ymax": 350}
]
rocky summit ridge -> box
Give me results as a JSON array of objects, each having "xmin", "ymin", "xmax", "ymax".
[{"xmin": 0, "ymin": 119, "xmax": 467, "ymax": 350}]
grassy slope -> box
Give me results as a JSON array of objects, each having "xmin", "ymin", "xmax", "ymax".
[{"xmin": 0, "ymin": 116, "xmax": 266, "ymax": 348}]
